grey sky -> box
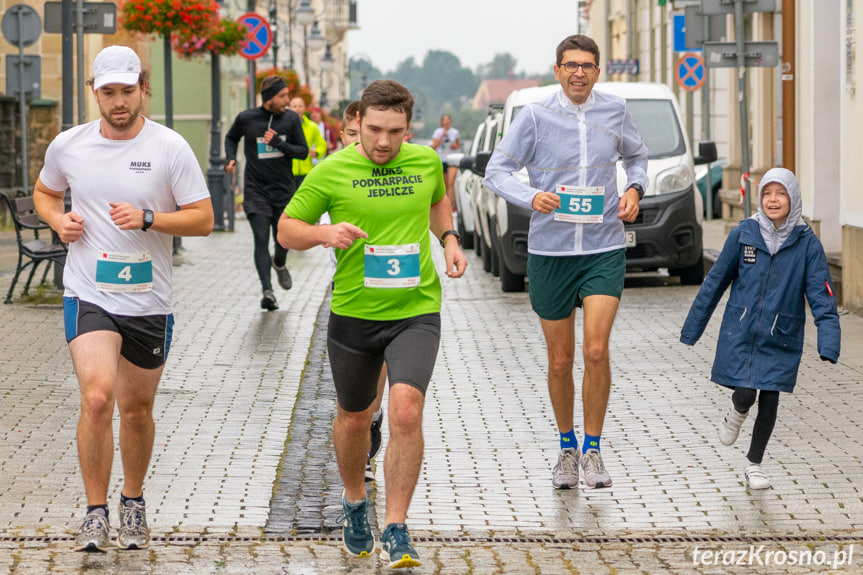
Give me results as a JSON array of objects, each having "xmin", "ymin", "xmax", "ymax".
[{"xmin": 347, "ymin": 0, "xmax": 583, "ymax": 76}]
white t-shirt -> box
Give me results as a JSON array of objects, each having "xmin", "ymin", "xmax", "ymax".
[
  {"xmin": 432, "ymin": 127, "xmax": 460, "ymax": 163},
  {"xmin": 39, "ymin": 118, "xmax": 210, "ymax": 316}
]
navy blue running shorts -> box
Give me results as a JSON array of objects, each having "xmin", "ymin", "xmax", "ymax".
[{"xmin": 63, "ymin": 297, "xmax": 174, "ymax": 369}]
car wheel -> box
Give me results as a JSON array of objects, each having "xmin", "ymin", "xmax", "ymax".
[
  {"xmin": 678, "ymin": 255, "xmax": 705, "ymax": 285},
  {"xmin": 481, "ymin": 236, "xmax": 492, "ymax": 272},
  {"xmin": 490, "ymin": 235, "xmax": 500, "ymax": 277},
  {"xmin": 457, "ymin": 211, "xmax": 474, "ymax": 250},
  {"xmin": 712, "ymin": 184, "xmax": 722, "ymax": 219},
  {"xmin": 500, "ymin": 258, "xmax": 525, "ymax": 292}
]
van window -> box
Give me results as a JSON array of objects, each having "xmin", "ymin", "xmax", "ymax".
[{"xmin": 625, "ymin": 99, "xmax": 686, "ymax": 159}]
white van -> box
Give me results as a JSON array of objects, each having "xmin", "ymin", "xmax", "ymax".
[{"xmin": 474, "ymin": 82, "xmax": 716, "ymax": 291}]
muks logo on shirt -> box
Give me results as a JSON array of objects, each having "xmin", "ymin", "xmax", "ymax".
[
  {"xmin": 129, "ymin": 161, "xmax": 152, "ymax": 173},
  {"xmin": 743, "ymin": 245, "xmax": 757, "ymax": 264}
]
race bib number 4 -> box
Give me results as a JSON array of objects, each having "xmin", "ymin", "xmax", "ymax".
[
  {"xmin": 95, "ymin": 251, "xmax": 153, "ymax": 293},
  {"xmin": 554, "ymin": 185, "xmax": 605, "ymax": 223},
  {"xmin": 364, "ymin": 243, "xmax": 421, "ymax": 288}
]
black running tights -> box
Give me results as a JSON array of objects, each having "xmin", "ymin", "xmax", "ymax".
[
  {"xmin": 732, "ymin": 387, "xmax": 780, "ymax": 464},
  {"xmin": 248, "ymin": 212, "xmax": 287, "ymax": 292}
]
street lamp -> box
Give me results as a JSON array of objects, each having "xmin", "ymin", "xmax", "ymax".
[
  {"xmin": 295, "ymin": 0, "xmax": 315, "ymax": 26},
  {"xmin": 306, "ymin": 20, "xmax": 326, "ymax": 51},
  {"xmin": 319, "ymin": 44, "xmax": 334, "ymax": 108}
]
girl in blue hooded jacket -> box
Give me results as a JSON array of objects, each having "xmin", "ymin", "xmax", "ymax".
[{"xmin": 680, "ymin": 168, "xmax": 841, "ymax": 490}]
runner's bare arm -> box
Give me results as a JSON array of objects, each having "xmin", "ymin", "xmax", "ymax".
[
  {"xmin": 429, "ymin": 195, "xmax": 467, "ymax": 278},
  {"xmin": 278, "ymin": 213, "xmax": 367, "ymax": 251},
  {"xmin": 108, "ymin": 198, "xmax": 213, "ymax": 236},
  {"xmin": 33, "ymin": 177, "xmax": 85, "ymax": 243}
]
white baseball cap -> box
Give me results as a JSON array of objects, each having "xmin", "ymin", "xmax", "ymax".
[{"xmin": 93, "ymin": 46, "xmax": 141, "ymax": 90}]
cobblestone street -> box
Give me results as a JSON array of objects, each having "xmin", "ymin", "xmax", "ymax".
[{"xmin": 0, "ymin": 221, "xmax": 861, "ymax": 573}]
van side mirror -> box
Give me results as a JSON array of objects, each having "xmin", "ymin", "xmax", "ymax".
[
  {"xmin": 694, "ymin": 141, "xmax": 718, "ymax": 165},
  {"xmin": 459, "ymin": 155, "xmax": 474, "ymax": 171},
  {"xmin": 473, "ymin": 151, "xmax": 491, "ymax": 177}
]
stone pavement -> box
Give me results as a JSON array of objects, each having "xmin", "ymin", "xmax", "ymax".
[{"xmin": 1, "ymin": 220, "xmax": 862, "ymax": 574}]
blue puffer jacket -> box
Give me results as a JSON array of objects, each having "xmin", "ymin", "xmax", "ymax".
[{"xmin": 680, "ymin": 218, "xmax": 841, "ymax": 393}]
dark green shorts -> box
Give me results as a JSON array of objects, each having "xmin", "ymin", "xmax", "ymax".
[{"xmin": 527, "ymin": 249, "xmax": 626, "ymax": 321}]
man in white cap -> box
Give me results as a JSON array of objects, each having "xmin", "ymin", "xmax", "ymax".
[{"xmin": 33, "ymin": 45, "xmax": 213, "ymax": 552}]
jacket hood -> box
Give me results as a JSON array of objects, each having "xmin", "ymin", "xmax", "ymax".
[{"xmin": 750, "ymin": 167, "xmax": 804, "ymax": 255}]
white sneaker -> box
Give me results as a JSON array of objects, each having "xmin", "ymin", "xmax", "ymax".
[
  {"xmin": 719, "ymin": 404, "xmax": 749, "ymax": 446},
  {"xmin": 745, "ymin": 463, "xmax": 771, "ymax": 490}
]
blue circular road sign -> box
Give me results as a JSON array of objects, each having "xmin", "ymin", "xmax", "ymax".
[
  {"xmin": 676, "ymin": 53, "xmax": 705, "ymax": 92},
  {"xmin": 238, "ymin": 13, "xmax": 272, "ymax": 61}
]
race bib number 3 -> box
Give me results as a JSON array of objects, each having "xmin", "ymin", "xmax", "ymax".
[
  {"xmin": 95, "ymin": 251, "xmax": 153, "ymax": 293},
  {"xmin": 364, "ymin": 243, "xmax": 421, "ymax": 288},
  {"xmin": 554, "ymin": 185, "xmax": 605, "ymax": 223}
]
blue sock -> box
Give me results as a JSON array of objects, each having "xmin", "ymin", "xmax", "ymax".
[
  {"xmin": 583, "ymin": 434, "xmax": 601, "ymax": 453},
  {"xmin": 559, "ymin": 429, "xmax": 578, "ymax": 451}
]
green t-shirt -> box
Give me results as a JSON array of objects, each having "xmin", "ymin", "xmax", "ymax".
[{"xmin": 286, "ymin": 142, "xmax": 446, "ymax": 320}]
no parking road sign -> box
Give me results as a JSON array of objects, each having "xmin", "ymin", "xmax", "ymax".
[
  {"xmin": 238, "ymin": 12, "xmax": 271, "ymax": 60},
  {"xmin": 676, "ymin": 53, "xmax": 704, "ymax": 92}
]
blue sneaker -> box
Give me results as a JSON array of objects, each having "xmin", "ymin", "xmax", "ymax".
[
  {"xmin": 340, "ymin": 491, "xmax": 375, "ymax": 557},
  {"xmin": 380, "ymin": 523, "xmax": 421, "ymax": 569}
]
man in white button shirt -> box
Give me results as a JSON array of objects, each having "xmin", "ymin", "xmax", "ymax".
[{"xmin": 484, "ymin": 34, "xmax": 648, "ymax": 492}]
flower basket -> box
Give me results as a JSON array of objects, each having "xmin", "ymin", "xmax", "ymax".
[
  {"xmin": 173, "ymin": 18, "xmax": 248, "ymax": 58},
  {"xmin": 120, "ymin": 0, "xmax": 219, "ymax": 37}
]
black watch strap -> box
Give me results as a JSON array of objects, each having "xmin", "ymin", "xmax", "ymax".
[
  {"xmin": 629, "ymin": 183, "xmax": 645, "ymax": 200},
  {"xmin": 142, "ymin": 209, "xmax": 154, "ymax": 231},
  {"xmin": 440, "ymin": 229, "xmax": 460, "ymax": 247}
]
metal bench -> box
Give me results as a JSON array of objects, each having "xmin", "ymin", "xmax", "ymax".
[{"xmin": 2, "ymin": 192, "xmax": 67, "ymax": 304}]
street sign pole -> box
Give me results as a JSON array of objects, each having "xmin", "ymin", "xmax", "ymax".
[
  {"xmin": 76, "ymin": 0, "xmax": 85, "ymax": 124},
  {"xmin": 703, "ymin": 13, "xmax": 714, "ymax": 219},
  {"xmin": 15, "ymin": 8, "xmax": 29, "ymax": 196},
  {"xmin": 734, "ymin": 0, "xmax": 753, "ymax": 218}
]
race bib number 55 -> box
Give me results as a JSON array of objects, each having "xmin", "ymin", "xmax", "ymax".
[
  {"xmin": 364, "ymin": 243, "xmax": 421, "ymax": 288},
  {"xmin": 95, "ymin": 251, "xmax": 153, "ymax": 293},
  {"xmin": 554, "ymin": 185, "xmax": 605, "ymax": 223}
]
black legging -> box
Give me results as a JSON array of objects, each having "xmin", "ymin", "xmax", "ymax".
[
  {"xmin": 732, "ymin": 387, "xmax": 780, "ymax": 464},
  {"xmin": 248, "ymin": 212, "xmax": 287, "ymax": 292}
]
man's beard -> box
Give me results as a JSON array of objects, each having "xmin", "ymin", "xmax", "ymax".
[{"xmin": 100, "ymin": 98, "xmax": 143, "ymax": 130}]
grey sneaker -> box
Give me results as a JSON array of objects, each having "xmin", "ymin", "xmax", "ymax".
[
  {"xmin": 272, "ymin": 258, "xmax": 292, "ymax": 290},
  {"xmin": 719, "ymin": 404, "xmax": 749, "ymax": 446},
  {"xmin": 340, "ymin": 491, "xmax": 374, "ymax": 557},
  {"xmin": 380, "ymin": 523, "xmax": 421, "ymax": 569},
  {"xmin": 117, "ymin": 500, "xmax": 149, "ymax": 550},
  {"xmin": 75, "ymin": 511, "xmax": 110, "ymax": 552},
  {"xmin": 579, "ymin": 448, "xmax": 613, "ymax": 489},
  {"xmin": 260, "ymin": 289, "xmax": 279, "ymax": 311},
  {"xmin": 552, "ymin": 448, "xmax": 579, "ymax": 489}
]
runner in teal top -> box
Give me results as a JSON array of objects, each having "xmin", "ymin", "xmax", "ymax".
[{"xmin": 278, "ymin": 80, "xmax": 466, "ymax": 568}]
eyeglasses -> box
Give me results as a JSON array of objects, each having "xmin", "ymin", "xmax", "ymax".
[{"xmin": 559, "ymin": 61, "xmax": 598, "ymax": 74}]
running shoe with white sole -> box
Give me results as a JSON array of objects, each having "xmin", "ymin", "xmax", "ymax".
[
  {"xmin": 117, "ymin": 500, "xmax": 150, "ymax": 550},
  {"xmin": 75, "ymin": 511, "xmax": 110, "ymax": 552},
  {"xmin": 552, "ymin": 447, "xmax": 579, "ymax": 489},
  {"xmin": 579, "ymin": 448, "xmax": 613, "ymax": 489},
  {"xmin": 719, "ymin": 404, "xmax": 749, "ymax": 446}
]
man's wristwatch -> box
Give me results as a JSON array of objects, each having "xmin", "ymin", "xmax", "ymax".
[
  {"xmin": 142, "ymin": 209, "xmax": 154, "ymax": 232},
  {"xmin": 629, "ymin": 183, "xmax": 645, "ymax": 201},
  {"xmin": 440, "ymin": 229, "xmax": 461, "ymax": 247}
]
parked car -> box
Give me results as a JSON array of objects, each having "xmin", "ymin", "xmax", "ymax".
[
  {"xmin": 695, "ymin": 157, "xmax": 727, "ymax": 219},
  {"xmin": 463, "ymin": 110, "xmax": 503, "ymax": 273},
  {"xmin": 473, "ymin": 82, "xmax": 716, "ymax": 292}
]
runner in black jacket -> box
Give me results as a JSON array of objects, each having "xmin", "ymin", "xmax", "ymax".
[{"xmin": 225, "ymin": 76, "xmax": 308, "ymax": 311}]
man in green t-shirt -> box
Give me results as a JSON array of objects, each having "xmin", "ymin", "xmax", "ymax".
[{"xmin": 278, "ymin": 80, "xmax": 466, "ymax": 568}]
